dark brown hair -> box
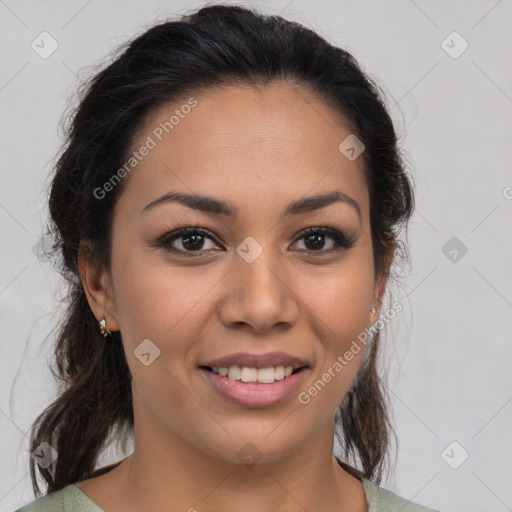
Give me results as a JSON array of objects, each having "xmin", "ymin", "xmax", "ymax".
[{"xmin": 26, "ymin": 3, "xmax": 414, "ymax": 497}]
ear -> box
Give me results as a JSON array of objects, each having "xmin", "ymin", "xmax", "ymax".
[
  {"xmin": 370, "ymin": 243, "xmax": 394, "ymax": 324},
  {"xmin": 78, "ymin": 241, "xmax": 120, "ymax": 333}
]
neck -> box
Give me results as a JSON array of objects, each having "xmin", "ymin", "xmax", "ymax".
[{"xmin": 111, "ymin": 418, "xmax": 366, "ymax": 512}]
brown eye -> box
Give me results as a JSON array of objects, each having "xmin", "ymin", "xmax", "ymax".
[
  {"xmin": 157, "ymin": 227, "xmax": 222, "ymax": 254},
  {"xmin": 293, "ymin": 227, "xmax": 355, "ymax": 253}
]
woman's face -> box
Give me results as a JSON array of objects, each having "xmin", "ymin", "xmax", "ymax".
[{"xmin": 84, "ymin": 82, "xmax": 388, "ymax": 465}]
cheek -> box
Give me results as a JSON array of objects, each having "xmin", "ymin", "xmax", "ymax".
[
  {"xmin": 111, "ymin": 244, "xmax": 219, "ymax": 359},
  {"xmin": 110, "ymin": 250, "xmax": 212, "ymax": 415},
  {"xmin": 303, "ymin": 256, "xmax": 374, "ymax": 339},
  {"xmin": 298, "ymin": 254, "xmax": 374, "ymax": 394}
]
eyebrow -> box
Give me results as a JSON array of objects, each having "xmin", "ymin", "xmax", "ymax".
[{"xmin": 141, "ymin": 190, "xmax": 362, "ymax": 223}]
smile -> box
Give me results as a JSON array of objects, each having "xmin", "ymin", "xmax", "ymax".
[
  {"xmin": 199, "ymin": 365, "xmax": 310, "ymax": 408},
  {"xmin": 206, "ymin": 365, "xmax": 298, "ymax": 384}
]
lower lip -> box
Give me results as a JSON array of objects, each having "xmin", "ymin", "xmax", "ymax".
[{"xmin": 199, "ymin": 367, "xmax": 309, "ymax": 408}]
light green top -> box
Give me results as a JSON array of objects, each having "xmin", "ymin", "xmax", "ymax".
[{"xmin": 14, "ymin": 478, "xmax": 441, "ymax": 511}]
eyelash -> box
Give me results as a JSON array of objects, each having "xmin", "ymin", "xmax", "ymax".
[{"xmin": 153, "ymin": 224, "xmax": 356, "ymax": 257}]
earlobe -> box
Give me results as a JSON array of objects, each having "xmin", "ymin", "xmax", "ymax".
[{"xmin": 78, "ymin": 244, "xmax": 120, "ymax": 332}]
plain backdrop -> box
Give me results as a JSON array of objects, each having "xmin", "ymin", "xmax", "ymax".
[{"xmin": 1, "ymin": 1, "xmax": 511, "ymax": 511}]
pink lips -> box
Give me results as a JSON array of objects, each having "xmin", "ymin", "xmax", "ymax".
[{"xmin": 199, "ymin": 366, "xmax": 309, "ymax": 408}]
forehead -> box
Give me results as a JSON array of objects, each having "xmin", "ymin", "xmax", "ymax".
[{"xmin": 116, "ymin": 82, "xmax": 369, "ymax": 223}]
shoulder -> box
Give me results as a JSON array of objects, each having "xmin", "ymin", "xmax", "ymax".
[
  {"xmin": 13, "ymin": 484, "xmax": 104, "ymax": 512},
  {"xmin": 362, "ymin": 478, "xmax": 442, "ymax": 512}
]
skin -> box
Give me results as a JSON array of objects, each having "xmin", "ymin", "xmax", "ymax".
[{"xmin": 78, "ymin": 81, "xmax": 393, "ymax": 512}]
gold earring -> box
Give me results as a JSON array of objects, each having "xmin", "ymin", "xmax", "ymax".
[
  {"xmin": 372, "ymin": 307, "xmax": 376, "ymax": 315},
  {"xmin": 99, "ymin": 318, "xmax": 112, "ymax": 338}
]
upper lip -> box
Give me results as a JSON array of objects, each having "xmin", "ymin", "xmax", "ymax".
[{"xmin": 199, "ymin": 352, "xmax": 310, "ymax": 370}]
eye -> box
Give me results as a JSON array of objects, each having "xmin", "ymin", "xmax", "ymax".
[
  {"xmin": 154, "ymin": 225, "xmax": 356, "ymax": 256},
  {"xmin": 155, "ymin": 227, "xmax": 222, "ymax": 255},
  {"xmin": 292, "ymin": 226, "xmax": 356, "ymax": 254}
]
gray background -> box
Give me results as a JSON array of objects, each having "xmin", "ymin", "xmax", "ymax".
[{"xmin": 1, "ymin": 1, "xmax": 511, "ymax": 511}]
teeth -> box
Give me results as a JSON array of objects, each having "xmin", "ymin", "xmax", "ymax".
[
  {"xmin": 256, "ymin": 367, "xmax": 274, "ymax": 383},
  {"xmin": 274, "ymin": 365, "xmax": 285, "ymax": 380},
  {"xmin": 210, "ymin": 365, "xmax": 296, "ymax": 383},
  {"xmin": 241, "ymin": 367, "xmax": 258, "ymax": 382},
  {"xmin": 227, "ymin": 366, "xmax": 241, "ymax": 380}
]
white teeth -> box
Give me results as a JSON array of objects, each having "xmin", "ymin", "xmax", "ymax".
[
  {"xmin": 210, "ymin": 365, "xmax": 297, "ymax": 383},
  {"xmin": 257, "ymin": 367, "xmax": 275, "ymax": 383},
  {"xmin": 241, "ymin": 367, "xmax": 258, "ymax": 382},
  {"xmin": 274, "ymin": 365, "xmax": 285, "ymax": 380},
  {"xmin": 227, "ymin": 366, "xmax": 241, "ymax": 380}
]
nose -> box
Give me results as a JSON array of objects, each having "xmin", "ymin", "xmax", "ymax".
[{"xmin": 218, "ymin": 247, "xmax": 300, "ymax": 334}]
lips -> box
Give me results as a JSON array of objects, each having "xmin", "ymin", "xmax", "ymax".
[
  {"xmin": 198, "ymin": 352, "xmax": 311, "ymax": 407},
  {"xmin": 199, "ymin": 366, "xmax": 310, "ymax": 408},
  {"xmin": 199, "ymin": 351, "xmax": 310, "ymax": 370},
  {"xmin": 197, "ymin": 351, "xmax": 311, "ymax": 407}
]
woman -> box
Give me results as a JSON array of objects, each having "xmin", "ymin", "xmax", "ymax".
[{"xmin": 15, "ymin": 4, "xmax": 441, "ymax": 511}]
